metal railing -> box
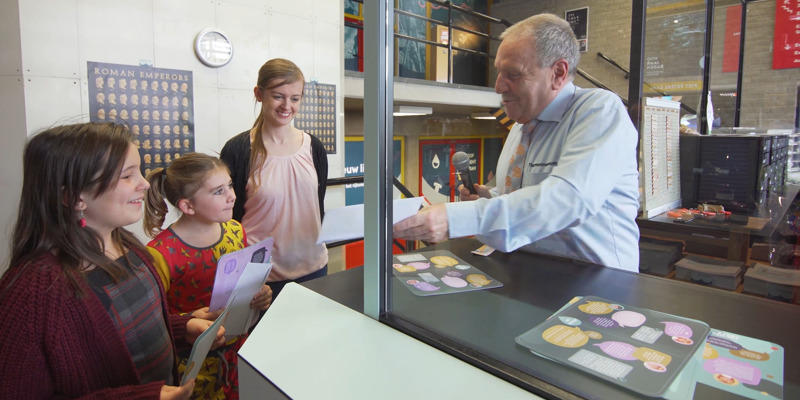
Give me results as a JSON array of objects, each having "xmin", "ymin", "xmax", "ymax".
[
  {"xmin": 347, "ymin": 1, "xmax": 637, "ymax": 107},
  {"xmin": 394, "ymin": 0, "xmax": 509, "ymax": 84},
  {"xmin": 346, "ymin": 0, "xmax": 508, "ymax": 85},
  {"xmin": 597, "ymin": 51, "xmax": 697, "ymax": 115}
]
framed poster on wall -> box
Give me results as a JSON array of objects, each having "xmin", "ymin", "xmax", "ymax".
[
  {"xmin": 344, "ymin": 0, "xmax": 364, "ymax": 72},
  {"xmin": 418, "ymin": 136, "xmax": 505, "ymax": 204},
  {"xmin": 87, "ymin": 61, "xmax": 195, "ymax": 177},
  {"xmin": 295, "ymin": 81, "xmax": 337, "ymax": 154},
  {"xmin": 773, "ymin": 0, "xmax": 800, "ymax": 70},
  {"xmin": 419, "ymin": 139, "xmax": 481, "ymax": 204},
  {"xmin": 565, "ymin": 7, "xmax": 589, "ymax": 53}
]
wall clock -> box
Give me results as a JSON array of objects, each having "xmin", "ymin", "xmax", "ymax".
[{"xmin": 194, "ymin": 28, "xmax": 233, "ymax": 68}]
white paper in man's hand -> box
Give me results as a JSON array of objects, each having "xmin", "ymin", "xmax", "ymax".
[{"xmin": 316, "ymin": 197, "xmax": 424, "ymax": 244}]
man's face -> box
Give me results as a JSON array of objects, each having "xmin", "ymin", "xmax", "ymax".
[{"xmin": 494, "ymin": 35, "xmax": 558, "ymax": 124}]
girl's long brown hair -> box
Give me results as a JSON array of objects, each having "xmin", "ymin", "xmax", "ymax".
[
  {"xmin": 249, "ymin": 58, "xmax": 305, "ymax": 188},
  {"xmin": 7, "ymin": 122, "xmax": 145, "ymax": 297}
]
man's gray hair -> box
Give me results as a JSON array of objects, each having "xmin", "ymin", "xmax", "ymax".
[{"xmin": 500, "ymin": 13, "xmax": 580, "ymax": 78}]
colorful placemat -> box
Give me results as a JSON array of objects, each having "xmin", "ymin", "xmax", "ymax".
[
  {"xmin": 392, "ymin": 250, "xmax": 502, "ymax": 296},
  {"xmin": 516, "ymin": 296, "xmax": 711, "ymax": 398}
]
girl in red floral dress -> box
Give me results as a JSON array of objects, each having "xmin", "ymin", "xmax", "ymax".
[{"xmin": 143, "ymin": 152, "xmax": 272, "ymax": 400}]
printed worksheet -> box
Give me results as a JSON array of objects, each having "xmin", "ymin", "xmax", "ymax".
[
  {"xmin": 691, "ymin": 328, "xmax": 784, "ymax": 399},
  {"xmin": 208, "ymin": 237, "xmax": 273, "ymax": 311}
]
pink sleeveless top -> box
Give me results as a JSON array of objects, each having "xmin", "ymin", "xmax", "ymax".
[{"xmin": 242, "ymin": 132, "xmax": 328, "ymax": 281}]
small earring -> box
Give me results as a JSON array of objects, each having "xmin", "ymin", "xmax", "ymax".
[{"xmin": 79, "ymin": 210, "xmax": 87, "ymax": 228}]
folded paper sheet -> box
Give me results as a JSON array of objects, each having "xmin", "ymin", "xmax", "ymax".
[
  {"xmin": 316, "ymin": 197, "xmax": 424, "ymax": 244},
  {"xmin": 209, "ymin": 237, "xmax": 273, "ymax": 311}
]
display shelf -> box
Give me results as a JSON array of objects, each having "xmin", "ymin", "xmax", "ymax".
[{"xmin": 637, "ymin": 184, "xmax": 800, "ymax": 262}]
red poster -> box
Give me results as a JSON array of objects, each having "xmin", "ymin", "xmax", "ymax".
[
  {"xmin": 723, "ymin": 5, "xmax": 741, "ymax": 72},
  {"xmin": 773, "ymin": 0, "xmax": 800, "ymax": 70}
]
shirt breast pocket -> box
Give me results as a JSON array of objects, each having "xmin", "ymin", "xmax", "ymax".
[{"xmin": 526, "ymin": 165, "xmax": 554, "ymax": 185}]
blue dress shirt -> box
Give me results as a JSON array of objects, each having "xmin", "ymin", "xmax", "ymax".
[{"xmin": 447, "ymin": 82, "xmax": 641, "ymax": 272}]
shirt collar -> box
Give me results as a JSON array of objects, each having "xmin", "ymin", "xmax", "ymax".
[{"xmin": 537, "ymin": 81, "xmax": 576, "ymax": 123}]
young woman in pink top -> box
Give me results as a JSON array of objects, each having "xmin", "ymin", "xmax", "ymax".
[{"xmin": 220, "ymin": 58, "xmax": 328, "ymax": 298}]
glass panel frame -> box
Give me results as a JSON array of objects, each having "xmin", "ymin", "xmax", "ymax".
[{"xmin": 362, "ymin": 0, "xmax": 799, "ymax": 398}]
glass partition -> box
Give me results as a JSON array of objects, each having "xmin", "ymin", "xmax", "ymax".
[
  {"xmin": 353, "ymin": 0, "xmax": 800, "ymax": 397},
  {"xmin": 362, "ymin": 0, "xmax": 798, "ymax": 397},
  {"xmin": 643, "ymin": 0, "xmax": 709, "ymax": 131},
  {"xmin": 708, "ymin": 0, "xmax": 743, "ymax": 130},
  {"xmin": 379, "ymin": 0, "xmax": 644, "ymax": 398}
]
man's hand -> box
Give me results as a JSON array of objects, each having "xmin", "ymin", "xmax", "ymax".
[
  {"xmin": 393, "ymin": 204, "xmax": 449, "ymax": 243},
  {"xmin": 458, "ymin": 184, "xmax": 492, "ymax": 201}
]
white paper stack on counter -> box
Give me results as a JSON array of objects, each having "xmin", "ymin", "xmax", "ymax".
[
  {"xmin": 674, "ymin": 254, "xmax": 745, "ymax": 290},
  {"xmin": 743, "ymin": 262, "xmax": 800, "ymax": 304}
]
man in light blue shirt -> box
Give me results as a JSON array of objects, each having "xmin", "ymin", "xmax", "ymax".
[{"xmin": 394, "ymin": 13, "xmax": 640, "ymax": 272}]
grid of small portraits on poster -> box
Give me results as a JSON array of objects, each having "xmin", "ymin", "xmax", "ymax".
[
  {"xmin": 92, "ymin": 75, "xmax": 195, "ymax": 175},
  {"xmin": 296, "ymin": 83, "xmax": 336, "ymax": 154}
]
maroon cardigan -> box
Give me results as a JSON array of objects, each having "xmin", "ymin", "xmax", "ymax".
[{"xmin": 0, "ymin": 247, "xmax": 192, "ymax": 399}]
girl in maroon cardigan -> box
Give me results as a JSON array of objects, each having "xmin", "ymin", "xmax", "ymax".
[{"xmin": 0, "ymin": 122, "xmax": 225, "ymax": 400}]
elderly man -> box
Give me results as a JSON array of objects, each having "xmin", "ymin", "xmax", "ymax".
[{"xmin": 394, "ymin": 13, "xmax": 640, "ymax": 272}]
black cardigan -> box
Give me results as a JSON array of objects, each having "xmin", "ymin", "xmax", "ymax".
[{"xmin": 219, "ymin": 130, "xmax": 328, "ymax": 222}]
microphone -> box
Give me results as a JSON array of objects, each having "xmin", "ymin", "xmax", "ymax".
[{"xmin": 452, "ymin": 151, "xmax": 477, "ymax": 195}]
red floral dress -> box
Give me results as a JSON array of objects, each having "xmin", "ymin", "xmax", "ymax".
[{"xmin": 148, "ymin": 220, "xmax": 247, "ymax": 400}]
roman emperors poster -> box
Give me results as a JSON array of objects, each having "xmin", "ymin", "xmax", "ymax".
[{"xmin": 88, "ymin": 61, "xmax": 195, "ymax": 176}]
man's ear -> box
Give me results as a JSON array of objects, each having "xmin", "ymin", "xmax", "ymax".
[
  {"xmin": 177, "ymin": 198, "xmax": 195, "ymax": 215},
  {"xmin": 551, "ymin": 59, "xmax": 570, "ymax": 89}
]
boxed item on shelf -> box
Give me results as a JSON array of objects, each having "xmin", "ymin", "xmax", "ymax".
[
  {"xmin": 638, "ymin": 237, "xmax": 684, "ymax": 276},
  {"xmin": 674, "ymin": 254, "xmax": 745, "ymax": 290},
  {"xmin": 750, "ymin": 241, "xmax": 772, "ymax": 262},
  {"xmin": 680, "ymin": 133, "xmax": 788, "ymax": 212},
  {"xmin": 743, "ymin": 262, "xmax": 800, "ymax": 304}
]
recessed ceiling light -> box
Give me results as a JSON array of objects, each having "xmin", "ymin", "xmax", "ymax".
[
  {"xmin": 470, "ymin": 112, "xmax": 496, "ymax": 120},
  {"xmin": 393, "ymin": 106, "xmax": 433, "ymax": 116}
]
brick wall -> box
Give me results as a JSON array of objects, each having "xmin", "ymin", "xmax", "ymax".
[{"xmin": 489, "ymin": 0, "xmax": 798, "ymax": 130}]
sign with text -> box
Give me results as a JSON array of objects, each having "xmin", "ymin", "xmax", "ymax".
[
  {"xmin": 88, "ymin": 61, "xmax": 195, "ymax": 177},
  {"xmin": 773, "ymin": 0, "xmax": 800, "ymax": 70},
  {"xmin": 566, "ymin": 7, "xmax": 589, "ymax": 53},
  {"xmin": 723, "ymin": 5, "xmax": 742, "ymax": 73},
  {"xmin": 344, "ymin": 137, "xmax": 404, "ymax": 205}
]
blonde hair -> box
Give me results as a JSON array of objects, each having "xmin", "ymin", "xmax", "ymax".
[
  {"xmin": 143, "ymin": 152, "xmax": 230, "ymax": 237},
  {"xmin": 250, "ymin": 58, "xmax": 305, "ymax": 188}
]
